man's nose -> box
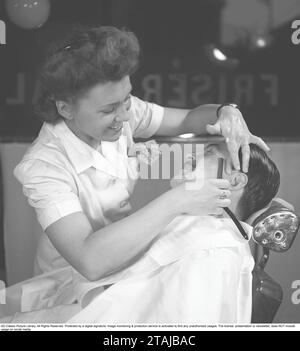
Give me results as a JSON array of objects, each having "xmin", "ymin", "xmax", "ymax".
[{"xmin": 114, "ymin": 103, "xmax": 131, "ymax": 122}]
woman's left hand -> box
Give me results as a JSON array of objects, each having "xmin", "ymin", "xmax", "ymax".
[{"xmin": 206, "ymin": 105, "xmax": 270, "ymax": 172}]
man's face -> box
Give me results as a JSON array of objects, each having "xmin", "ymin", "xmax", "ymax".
[
  {"xmin": 171, "ymin": 142, "xmax": 232, "ymax": 187},
  {"xmin": 63, "ymin": 75, "xmax": 132, "ymax": 147}
]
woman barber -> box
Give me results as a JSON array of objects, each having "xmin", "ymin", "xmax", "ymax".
[{"xmin": 14, "ymin": 26, "xmax": 269, "ymax": 289}]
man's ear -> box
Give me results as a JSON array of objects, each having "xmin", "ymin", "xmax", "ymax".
[
  {"xmin": 229, "ymin": 171, "xmax": 248, "ymax": 190},
  {"xmin": 55, "ymin": 100, "xmax": 74, "ymax": 120}
]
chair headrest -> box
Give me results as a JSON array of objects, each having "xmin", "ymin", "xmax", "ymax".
[
  {"xmin": 246, "ymin": 198, "xmax": 294, "ymax": 226},
  {"xmin": 248, "ymin": 198, "xmax": 300, "ymax": 252}
]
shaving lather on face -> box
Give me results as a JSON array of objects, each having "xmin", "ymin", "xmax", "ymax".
[{"xmin": 217, "ymin": 157, "xmax": 249, "ymax": 240}]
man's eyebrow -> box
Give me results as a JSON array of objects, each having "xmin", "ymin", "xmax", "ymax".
[{"xmin": 205, "ymin": 143, "xmax": 218, "ymax": 148}]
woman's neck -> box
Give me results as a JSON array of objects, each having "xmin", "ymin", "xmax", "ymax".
[{"xmin": 64, "ymin": 119, "xmax": 101, "ymax": 150}]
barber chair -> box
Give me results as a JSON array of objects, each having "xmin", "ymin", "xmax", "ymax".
[{"xmin": 249, "ymin": 198, "xmax": 300, "ymax": 323}]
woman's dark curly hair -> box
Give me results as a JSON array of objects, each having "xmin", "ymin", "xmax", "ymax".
[
  {"xmin": 33, "ymin": 26, "xmax": 140, "ymax": 123},
  {"xmin": 238, "ymin": 144, "xmax": 280, "ymax": 221}
]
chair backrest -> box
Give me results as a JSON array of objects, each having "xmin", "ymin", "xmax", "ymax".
[{"xmin": 0, "ymin": 143, "xmax": 43, "ymax": 285}]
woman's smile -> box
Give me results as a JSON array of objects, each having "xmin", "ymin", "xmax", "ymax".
[{"xmin": 109, "ymin": 123, "xmax": 123, "ymax": 132}]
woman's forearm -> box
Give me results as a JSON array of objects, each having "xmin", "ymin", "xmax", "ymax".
[
  {"xmin": 82, "ymin": 187, "xmax": 181, "ymax": 281},
  {"xmin": 156, "ymin": 104, "xmax": 220, "ymax": 137},
  {"xmin": 180, "ymin": 104, "xmax": 220, "ymax": 135}
]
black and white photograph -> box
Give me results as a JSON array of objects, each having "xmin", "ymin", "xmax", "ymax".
[{"xmin": 0, "ymin": 0, "xmax": 300, "ymax": 332}]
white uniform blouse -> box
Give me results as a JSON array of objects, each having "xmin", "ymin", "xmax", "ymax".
[{"xmin": 14, "ymin": 96, "xmax": 164, "ymax": 278}]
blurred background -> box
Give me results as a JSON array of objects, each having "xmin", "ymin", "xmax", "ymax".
[
  {"xmin": 1, "ymin": 0, "xmax": 300, "ymax": 139},
  {"xmin": 0, "ymin": 0, "xmax": 300, "ymax": 323}
]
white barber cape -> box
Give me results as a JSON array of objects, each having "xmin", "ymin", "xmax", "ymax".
[{"xmin": 68, "ymin": 215, "xmax": 255, "ymax": 324}]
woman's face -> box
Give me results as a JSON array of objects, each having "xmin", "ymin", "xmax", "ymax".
[{"xmin": 63, "ymin": 75, "xmax": 132, "ymax": 147}]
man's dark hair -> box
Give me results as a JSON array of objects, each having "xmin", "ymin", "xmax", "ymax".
[
  {"xmin": 33, "ymin": 26, "xmax": 140, "ymax": 124},
  {"xmin": 238, "ymin": 144, "xmax": 280, "ymax": 221}
]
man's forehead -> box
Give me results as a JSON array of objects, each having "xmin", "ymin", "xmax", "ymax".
[
  {"xmin": 186, "ymin": 143, "xmax": 229, "ymax": 166},
  {"xmin": 204, "ymin": 141, "xmax": 225, "ymax": 148},
  {"xmin": 193, "ymin": 142, "xmax": 226, "ymax": 155}
]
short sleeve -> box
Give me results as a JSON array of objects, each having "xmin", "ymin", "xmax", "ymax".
[
  {"xmin": 129, "ymin": 95, "xmax": 164, "ymax": 138},
  {"xmin": 14, "ymin": 159, "xmax": 83, "ymax": 231}
]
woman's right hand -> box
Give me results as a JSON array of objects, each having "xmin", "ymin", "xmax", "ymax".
[{"xmin": 170, "ymin": 178, "xmax": 231, "ymax": 216}]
